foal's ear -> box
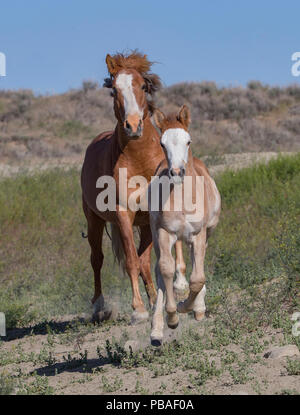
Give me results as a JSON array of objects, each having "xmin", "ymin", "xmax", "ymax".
[
  {"xmin": 106, "ymin": 54, "xmax": 117, "ymax": 76},
  {"xmin": 177, "ymin": 105, "xmax": 191, "ymax": 129},
  {"xmin": 153, "ymin": 109, "xmax": 166, "ymax": 131}
]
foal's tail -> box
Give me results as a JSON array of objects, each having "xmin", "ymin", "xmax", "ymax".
[{"xmin": 111, "ymin": 224, "xmax": 126, "ymax": 276}]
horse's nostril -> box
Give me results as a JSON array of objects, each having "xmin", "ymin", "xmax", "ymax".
[
  {"xmin": 170, "ymin": 169, "xmax": 175, "ymax": 176},
  {"xmin": 125, "ymin": 120, "xmax": 131, "ymax": 130},
  {"xmin": 180, "ymin": 168, "xmax": 186, "ymax": 177}
]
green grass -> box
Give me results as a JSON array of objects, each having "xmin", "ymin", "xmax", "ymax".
[
  {"xmin": 0, "ymin": 153, "xmax": 299, "ymax": 328},
  {"xmin": 205, "ymin": 154, "xmax": 300, "ymax": 295}
]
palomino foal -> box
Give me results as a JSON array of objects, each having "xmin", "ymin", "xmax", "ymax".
[{"xmin": 149, "ymin": 106, "xmax": 221, "ymax": 346}]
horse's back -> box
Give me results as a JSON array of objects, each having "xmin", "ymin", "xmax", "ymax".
[
  {"xmin": 193, "ymin": 157, "xmax": 221, "ymax": 232},
  {"xmin": 81, "ymin": 130, "xmax": 115, "ymax": 215}
]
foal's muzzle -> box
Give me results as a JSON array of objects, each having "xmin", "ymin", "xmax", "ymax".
[{"xmin": 169, "ymin": 167, "xmax": 186, "ymax": 184}]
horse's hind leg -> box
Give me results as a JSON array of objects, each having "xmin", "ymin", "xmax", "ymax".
[
  {"xmin": 138, "ymin": 224, "xmax": 157, "ymax": 310},
  {"xmin": 83, "ymin": 200, "xmax": 112, "ymax": 322},
  {"xmin": 174, "ymin": 241, "xmax": 189, "ymax": 301}
]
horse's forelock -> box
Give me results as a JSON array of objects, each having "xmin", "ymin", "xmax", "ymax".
[
  {"xmin": 108, "ymin": 51, "xmax": 152, "ymax": 75},
  {"xmin": 105, "ymin": 51, "xmax": 161, "ymax": 94}
]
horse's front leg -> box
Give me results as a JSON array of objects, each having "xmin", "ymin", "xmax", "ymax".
[
  {"xmin": 150, "ymin": 262, "xmax": 165, "ymax": 346},
  {"xmin": 157, "ymin": 228, "xmax": 179, "ymax": 330},
  {"xmin": 174, "ymin": 240, "xmax": 189, "ymax": 300},
  {"xmin": 116, "ymin": 210, "xmax": 148, "ymax": 324},
  {"xmin": 177, "ymin": 228, "xmax": 206, "ymax": 319},
  {"xmin": 138, "ymin": 224, "xmax": 157, "ymax": 309}
]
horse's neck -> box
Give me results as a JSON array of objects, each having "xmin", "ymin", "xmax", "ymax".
[
  {"xmin": 115, "ymin": 116, "xmax": 159, "ymax": 155},
  {"xmin": 185, "ymin": 148, "xmax": 195, "ymax": 176}
]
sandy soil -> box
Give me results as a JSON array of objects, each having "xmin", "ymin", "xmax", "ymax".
[{"xmin": 1, "ymin": 312, "xmax": 299, "ymax": 395}]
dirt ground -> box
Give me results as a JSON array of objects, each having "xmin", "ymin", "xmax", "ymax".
[
  {"xmin": 0, "ymin": 152, "xmax": 299, "ymax": 395},
  {"xmin": 1, "ymin": 311, "xmax": 299, "ymax": 395}
]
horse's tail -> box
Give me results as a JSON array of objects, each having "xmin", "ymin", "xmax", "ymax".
[{"xmin": 111, "ymin": 224, "xmax": 126, "ymax": 275}]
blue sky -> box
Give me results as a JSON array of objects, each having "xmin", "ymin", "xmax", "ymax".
[{"xmin": 0, "ymin": 0, "xmax": 299, "ymax": 94}]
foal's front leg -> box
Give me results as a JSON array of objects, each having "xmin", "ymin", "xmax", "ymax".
[
  {"xmin": 150, "ymin": 262, "xmax": 166, "ymax": 346},
  {"xmin": 174, "ymin": 240, "xmax": 189, "ymax": 300},
  {"xmin": 150, "ymin": 228, "xmax": 178, "ymax": 346},
  {"xmin": 177, "ymin": 228, "xmax": 207, "ymax": 319},
  {"xmin": 157, "ymin": 228, "xmax": 179, "ymax": 329}
]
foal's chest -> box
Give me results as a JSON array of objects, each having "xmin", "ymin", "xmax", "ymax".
[{"xmin": 161, "ymin": 213, "xmax": 203, "ymax": 243}]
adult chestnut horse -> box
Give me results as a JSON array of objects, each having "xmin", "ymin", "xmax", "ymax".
[{"xmin": 81, "ymin": 52, "xmax": 187, "ymax": 324}]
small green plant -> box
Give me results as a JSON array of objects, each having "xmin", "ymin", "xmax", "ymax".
[
  {"xmin": 135, "ymin": 380, "xmax": 149, "ymax": 394},
  {"xmin": 62, "ymin": 350, "xmax": 88, "ymax": 369},
  {"xmin": 101, "ymin": 375, "xmax": 123, "ymax": 393},
  {"xmin": 229, "ymin": 361, "xmax": 253, "ymax": 384},
  {"xmin": 285, "ymin": 358, "xmax": 300, "ymax": 376},
  {"xmin": 18, "ymin": 374, "xmax": 54, "ymax": 395},
  {"xmin": 0, "ymin": 373, "xmax": 16, "ymax": 395}
]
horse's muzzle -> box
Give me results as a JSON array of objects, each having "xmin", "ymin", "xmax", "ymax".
[{"xmin": 124, "ymin": 118, "xmax": 143, "ymax": 138}]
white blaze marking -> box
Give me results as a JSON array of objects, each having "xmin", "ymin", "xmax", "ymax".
[
  {"xmin": 116, "ymin": 73, "xmax": 142, "ymax": 118},
  {"xmin": 161, "ymin": 128, "xmax": 190, "ymax": 169}
]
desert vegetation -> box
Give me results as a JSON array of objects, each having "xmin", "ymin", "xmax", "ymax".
[{"xmin": 0, "ymin": 81, "xmax": 300, "ymax": 167}]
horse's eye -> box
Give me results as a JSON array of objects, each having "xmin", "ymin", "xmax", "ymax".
[
  {"xmin": 160, "ymin": 142, "xmax": 165, "ymax": 149},
  {"xmin": 187, "ymin": 141, "xmax": 191, "ymax": 146},
  {"xmin": 141, "ymin": 84, "xmax": 147, "ymax": 91}
]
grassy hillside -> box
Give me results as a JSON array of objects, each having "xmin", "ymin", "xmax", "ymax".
[
  {"xmin": 1, "ymin": 81, "xmax": 300, "ymax": 166},
  {"xmin": 0, "ymin": 153, "xmax": 299, "ymax": 328}
]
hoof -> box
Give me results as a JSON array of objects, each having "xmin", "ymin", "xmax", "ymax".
[
  {"xmin": 151, "ymin": 337, "xmax": 162, "ymax": 347},
  {"xmin": 92, "ymin": 295, "xmax": 105, "ymax": 313},
  {"xmin": 167, "ymin": 320, "xmax": 179, "ymax": 330},
  {"xmin": 194, "ymin": 311, "xmax": 205, "ymax": 321},
  {"xmin": 131, "ymin": 310, "xmax": 149, "ymax": 325},
  {"xmin": 167, "ymin": 313, "xmax": 179, "ymax": 330},
  {"xmin": 177, "ymin": 301, "xmax": 191, "ymax": 314},
  {"xmin": 173, "ymin": 287, "xmax": 189, "ymax": 302},
  {"xmin": 92, "ymin": 304, "xmax": 118, "ymax": 323}
]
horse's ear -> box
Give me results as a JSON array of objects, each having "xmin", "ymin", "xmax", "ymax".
[
  {"xmin": 106, "ymin": 54, "xmax": 117, "ymax": 76},
  {"xmin": 103, "ymin": 77, "xmax": 112, "ymax": 88},
  {"xmin": 143, "ymin": 73, "xmax": 162, "ymax": 95},
  {"xmin": 177, "ymin": 105, "xmax": 191, "ymax": 129},
  {"xmin": 153, "ymin": 109, "xmax": 166, "ymax": 131}
]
